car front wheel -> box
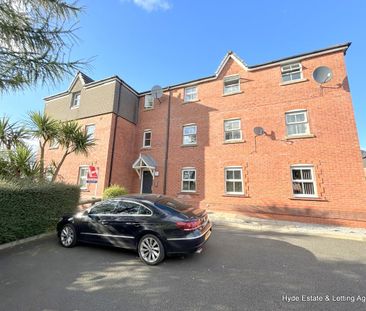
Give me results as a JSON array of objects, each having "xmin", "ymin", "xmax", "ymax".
[
  {"xmin": 138, "ymin": 234, "xmax": 165, "ymax": 265},
  {"xmin": 59, "ymin": 224, "xmax": 77, "ymax": 248}
]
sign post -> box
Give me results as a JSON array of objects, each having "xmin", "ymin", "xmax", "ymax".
[{"xmin": 86, "ymin": 166, "xmax": 98, "ymax": 197}]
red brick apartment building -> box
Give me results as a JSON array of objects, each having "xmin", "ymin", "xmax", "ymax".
[{"xmin": 44, "ymin": 42, "xmax": 366, "ymax": 227}]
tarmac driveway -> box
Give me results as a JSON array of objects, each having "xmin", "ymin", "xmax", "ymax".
[{"xmin": 1, "ymin": 225, "xmax": 366, "ymax": 311}]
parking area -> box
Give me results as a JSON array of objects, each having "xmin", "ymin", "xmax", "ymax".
[{"xmin": 1, "ymin": 225, "xmax": 366, "ymax": 311}]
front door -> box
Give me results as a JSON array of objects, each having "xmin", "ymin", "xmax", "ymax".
[{"xmin": 141, "ymin": 170, "xmax": 153, "ymax": 194}]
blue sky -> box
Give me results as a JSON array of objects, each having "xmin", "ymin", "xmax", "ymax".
[{"xmin": 1, "ymin": 0, "xmax": 365, "ymax": 148}]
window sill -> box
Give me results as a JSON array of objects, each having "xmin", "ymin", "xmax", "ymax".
[
  {"xmin": 143, "ymin": 108, "xmax": 154, "ymax": 111},
  {"xmin": 285, "ymin": 134, "xmax": 316, "ymax": 140},
  {"xmin": 182, "ymin": 100, "xmax": 200, "ymax": 104},
  {"xmin": 280, "ymin": 78, "xmax": 308, "ymax": 86},
  {"xmin": 289, "ymin": 197, "xmax": 327, "ymax": 202},
  {"xmin": 70, "ymin": 106, "xmax": 79, "ymax": 110},
  {"xmin": 222, "ymin": 194, "xmax": 248, "ymax": 198},
  {"xmin": 141, "ymin": 146, "xmax": 152, "ymax": 150},
  {"xmin": 178, "ymin": 192, "xmax": 199, "ymax": 195},
  {"xmin": 181, "ymin": 144, "xmax": 198, "ymax": 148},
  {"xmin": 223, "ymin": 139, "xmax": 245, "ymax": 144},
  {"xmin": 222, "ymin": 91, "xmax": 243, "ymax": 97}
]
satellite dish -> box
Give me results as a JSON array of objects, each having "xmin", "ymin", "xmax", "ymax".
[
  {"xmin": 313, "ymin": 66, "xmax": 333, "ymax": 84},
  {"xmin": 254, "ymin": 127, "xmax": 264, "ymax": 136},
  {"xmin": 151, "ymin": 85, "xmax": 163, "ymax": 100}
]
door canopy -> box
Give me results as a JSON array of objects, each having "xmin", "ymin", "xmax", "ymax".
[{"xmin": 132, "ymin": 154, "xmax": 156, "ymax": 179}]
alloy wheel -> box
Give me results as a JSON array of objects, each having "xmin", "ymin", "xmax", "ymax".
[
  {"xmin": 139, "ymin": 236, "xmax": 163, "ymax": 265},
  {"xmin": 60, "ymin": 225, "xmax": 75, "ymax": 247}
]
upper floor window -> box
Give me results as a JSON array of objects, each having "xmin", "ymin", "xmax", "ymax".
[
  {"xmin": 281, "ymin": 63, "xmax": 302, "ymax": 83},
  {"xmin": 49, "ymin": 139, "xmax": 59, "ymax": 149},
  {"xmin": 182, "ymin": 124, "xmax": 197, "ymax": 145},
  {"xmin": 291, "ymin": 165, "xmax": 317, "ymax": 198},
  {"xmin": 143, "ymin": 130, "xmax": 152, "ymax": 148},
  {"xmin": 225, "ymin": 167, "xmax": 243, "ymax": 195},
  {"xmin": 223, "ymin": 75, "xmax": 240, "ymax": 95},
  {"xmin": 78, "ymin": 166, "xmax": 88, "ymax": 190},
  {"xmin": 71, "ymin": 92, "xmax": 81, "ymax": 109},
  {"xmin": 85, "ymin": 124, "xmax": 96, "ymax": 139},
  {"xmin": 285, "ymin": 110, "xmax": 309, "ymax": 137},
  {"xmin": 144, "ymin": 95, "xmax": 154, "ymax": 109},
  {"xmin": 224, "ymin": 119, "xmax": 242, "ymax": 141},
  {"xmin": 184, "ymin": 86, "xmax": 198, "ymax": 102},
  {"xmin": 181, "ymin": 168, "xmax": 196, "ymax": 192}
]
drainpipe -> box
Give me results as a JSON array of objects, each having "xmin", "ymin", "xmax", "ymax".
[
  {"xmin": 108, "ymin": 82, "xmax": 122, "ymax": 186},
  {"xmin": 163, "ymin": 87, "xmax": 172, "ymax": 195}
]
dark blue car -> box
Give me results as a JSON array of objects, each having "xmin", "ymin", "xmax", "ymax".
[{"xmin": 57, "ymin": 194, "xmax": 212, "ymax": 265}]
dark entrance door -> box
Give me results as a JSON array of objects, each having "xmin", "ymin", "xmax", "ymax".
[{"xmin": 142, "ymin": 170, "xmax": 153, "ymax": 194}]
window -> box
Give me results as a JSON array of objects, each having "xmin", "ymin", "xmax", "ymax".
[
  {"xmin": 281, "ymin": 63, "xmax": 302, "ymax": 83},
  {"xmin": 144, "ymin": 95, "xmax": 154, "ymax": 109},
  {"xmin": 225, "ymin": 167, "xmax": 243, "ymax": 194},
  {"xmin": 223, "ymin": 75, "xmax": 240, "ymax": 95},
  {"xmin": 224, "ymin": 119, "xmax": 242, "ymax": 141},
  {"xmin": 85, "ymin": 124, "xmax": 96, "ymax": 139},
  {"xmin": 291, "ymin": 165, "xmax": 317, "ymax": 198},
  {"xmin": 181, "ymin": 168, "xmax": 196, "ymax": 192},
  {"xmin": 78, "ymin": 166, "xmax": 88, "ymax": 190},
  {"xmin": 143, "ymin": 130, "xmax": 152, "ymax": 148},
  {"xmin": 114, "ymin": 201, "xmax": 152, "ymax": 216},
  {"xmin": 49, "ymin": 139, "xmax": 59, "ymax": 149},
  {"xmin": 89, "ymin": 201, "xmax": 117, "ymax": 215},
  {"xmin": 71, "ymin": 92, "xmax": 81, "ymax": 108},
  {"xmin": 184, "ymin": 86, "xmax": 198, "ymax": 102},
  {"xmin": 182, "ymin": 124, "xmax": 197, "ymax": 145},
  {"xmin": 286, "ymin": 110, "xmax": 309, "ymax": 137}
]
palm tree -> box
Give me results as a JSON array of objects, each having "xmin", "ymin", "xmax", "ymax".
[
  {"xmin": 0, "ymin": 116, "xmax": 29, "ymax": 150},
  {"xmin": 6, "ymin": 145, "xmax": 39, "ymax": 179},
  {"xmin": 51, "ymin": 121, "xmax": 95, "ymax": 182},
  {"xmin": 28, "ymin": 111, "xmax": 59, "ymax": 180}
]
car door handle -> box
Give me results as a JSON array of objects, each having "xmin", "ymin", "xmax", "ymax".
[{"xmin": 126, "ymin": 222, "xmax": 140, "ymax": 226}]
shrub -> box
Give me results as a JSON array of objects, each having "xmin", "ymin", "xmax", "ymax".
[
  {"xmin": 0, "ymin": 180, "xmax": 80, "ymax": 244},
  {"xmin": 103, "ymin": 184, "xmax": 128, "ymax": 199}
]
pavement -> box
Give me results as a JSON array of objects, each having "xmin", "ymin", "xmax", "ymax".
[
  {"xmin": 1, "ymin": 223, "xmax": 366, "ymax": 311},
  {"xmin": 208, "ymin": 211, "xmax": 366, "ymax": 241}
]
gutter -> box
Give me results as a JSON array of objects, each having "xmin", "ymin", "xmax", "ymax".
[
  {"xmin": 107, "ymin": 82, "xmax": 123, "ymax": 186},
  {"xmin": 163, "ymin": 88, "xmax": 172, "ymax": 195}
]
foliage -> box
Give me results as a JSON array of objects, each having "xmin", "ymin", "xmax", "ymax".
[
  {"xmin": 51, "ymin": 120, "xmax": 95, "ymax": 181},
  {"xmin": 102, "ymin": 184, "xmax": 128, "ymax": 200},
  {"xmin": 0, "ymin": 0, "xmax": 87, "ymax": 92},
  {"xmin": 0, "ymin": 116, "xmax": 29, "ymax": 150},
  {"xmin": 6, "ymin": 145, "xmax": 39, "ymax": 178},
  {"xmin": 0, "ymin": 179, "xmax": 80, "ymax": 244}
]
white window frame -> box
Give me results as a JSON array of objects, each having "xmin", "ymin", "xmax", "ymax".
[
  {"xmin": 224, "ymin": 167, "xmax": 244, "ymax": 195},
  {"xmin": 85, "ymin": 124, "xmax": 96, "ymax": 140},
  {"xmin": 144, "ymin": 95, "xmax": 154, "ymax": 109},
  {"xmin": 181, "ymin": 168, "xmax": 196, "ymax": 193},
  {"xmin": 281, "ymin": 63, "xmax": 303, "ymax": 83},
  {"xmin": 223, "ymin": 74, "xmax": 240, "ymax": 95},
  {"xmin": 290, "ymin": 164, "xmax": 317, "ymax": 198},
  {"xmin": 78, "ymin": 166, "xmax": 89, "ymax": 190},
  {"xmin": 49, "ymin": 139, "xmax": 59, "ymax": 149},
  {"xmin": 224, "ymin": 119, "xmax": 242, "ymax": 141},
  {"xmin": 143, "ymin": 130, "xmax": 152, "ymax": 148},
  {"xmin": 184, "ymin": 86, "xmax": 198, "ymax": 102},
  {"xmin": 285, "ymin": 110, "xmax": 310, "ymax": 137},
  {"xmin": 70, "ymin": 92, "xmax": 81, "ymax": 109},
  {"xmin": 182, "ymin": 124, "xmax": 197, "ymax": 145}
]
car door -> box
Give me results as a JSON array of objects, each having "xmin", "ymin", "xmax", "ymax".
[{"xmin": 78, "ymin": 201, "xmax": 118, "ymax": 244}]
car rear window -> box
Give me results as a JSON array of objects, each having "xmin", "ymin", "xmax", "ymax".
[{"xmin": 156, "ymin": 197, "xmax": 191, "ymax": 212}]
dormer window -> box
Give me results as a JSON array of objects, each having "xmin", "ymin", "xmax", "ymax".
[
  {"xmin": 144, "ymin": 95, "xmax": 154, "ymax": 109},
  {"xmin": 223, "ymin": 75, "xmax": 240, "ymax": 95},
  {"xmin": 71, "ymin": 92, "xmax": 80, "ymax": 109},
  {"xmin": 281, "ymin": 63, "xmax": 302, "ymax": 83}
]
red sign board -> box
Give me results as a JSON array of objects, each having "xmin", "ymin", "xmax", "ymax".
[{"xmin": 87, "ymin": 166, "xmax": 98, "ymax": 183}]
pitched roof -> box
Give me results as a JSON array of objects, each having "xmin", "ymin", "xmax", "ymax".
[{"xmin": 79, "ymin": 72, "xmax": 94, "ymax": 84}]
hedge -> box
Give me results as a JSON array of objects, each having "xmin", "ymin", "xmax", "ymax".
[
  {"xmin": 102, "ymin": 184, "xmax": 128, "ymax": 199},
  {"xmin": 0, "ymin": 181, "xmax": 80, "ymax": 244}
]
